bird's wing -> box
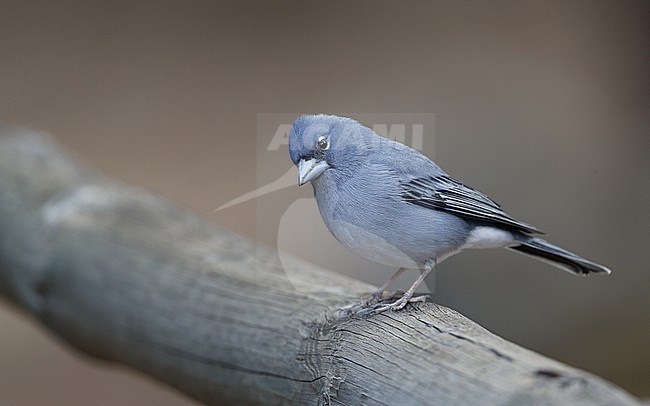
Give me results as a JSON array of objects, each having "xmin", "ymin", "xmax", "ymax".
[{"xmin": 400, "ymin": 174, "xmax": 543, "ymax": 235}]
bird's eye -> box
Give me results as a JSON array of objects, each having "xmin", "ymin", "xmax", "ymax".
[{"xmin": 316, "ymin": 136, "xmax": 330, "ymax": 151}]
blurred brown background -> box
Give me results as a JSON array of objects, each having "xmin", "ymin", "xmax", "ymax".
[{"xmin": 1, "ymin": 1, "xmax": 648, "ymax": 404}]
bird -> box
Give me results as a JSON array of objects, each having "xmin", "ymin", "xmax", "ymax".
[{"xmin": 288, "ymin": 114, "xmax": 611, "ymax": 312}]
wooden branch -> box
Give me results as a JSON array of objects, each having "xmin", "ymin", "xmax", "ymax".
[{"xmin": 0, "ymin": 124, "xmax": 640, "ymax": 405}]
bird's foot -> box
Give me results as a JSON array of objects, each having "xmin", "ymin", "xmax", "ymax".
[
  {"xmin": 372, "ymin": 293, "xmax": 430, "ymax": 314},
  {"xmin": 344, "ymin": 291, "xmax": 430, "ymax": 318}
]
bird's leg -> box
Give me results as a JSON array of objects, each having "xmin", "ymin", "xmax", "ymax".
[
  {"xmin": 366, "ymin": 267, "xmax": 408, "ymax": 305},
  {"xmin": 408, "ymin": 267, "xmax": 433, "ymax": 304},
  {"xmin": 374, "ymin": 259, "xmax": 436, "ymax": 313}
]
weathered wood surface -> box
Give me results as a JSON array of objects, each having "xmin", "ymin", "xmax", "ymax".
[{"xmin": 0, "ymin": 125, "xmax": 640, "ymax": 405}]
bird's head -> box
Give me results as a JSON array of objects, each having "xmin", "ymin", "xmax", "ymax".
[{"xmin": 288, "ymin": 114, "xmax": 376, "ymax": 186}]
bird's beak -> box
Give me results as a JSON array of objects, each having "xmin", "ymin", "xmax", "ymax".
[{"xmin": 298, "ymin": 158, "xmax": 330, "ymax": 186}]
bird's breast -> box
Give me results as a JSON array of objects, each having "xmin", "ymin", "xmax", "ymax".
[{"xmin": 312, "ymin": 174, "xmax": 468, "ymax": 268}]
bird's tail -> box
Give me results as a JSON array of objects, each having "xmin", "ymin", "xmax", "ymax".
[{"xmin": 507, "ymin": 237, "xmax": 611, "ymax": 276}]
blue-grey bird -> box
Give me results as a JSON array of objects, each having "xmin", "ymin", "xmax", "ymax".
[{"xmin": 288, "ymin": 114, "xmax": 611, "ymax": 312}]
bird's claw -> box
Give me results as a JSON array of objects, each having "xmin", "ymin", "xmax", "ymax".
[
  {"xmin": 372, "ymin": 293, "xmax": 430, "ymax": 314},
  {"xmin": 343, "ymin": 291, "xmax": 431, "ymax": 318}
]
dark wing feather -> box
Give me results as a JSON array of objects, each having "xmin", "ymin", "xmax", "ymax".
[{"xmin": 401, "ymin": 175, "xmax": 543, "ymax": 235}]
